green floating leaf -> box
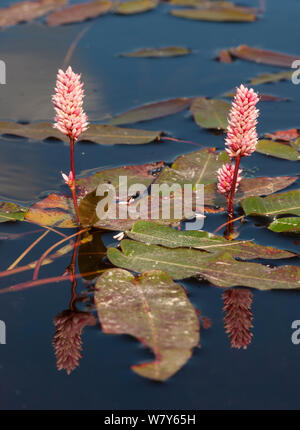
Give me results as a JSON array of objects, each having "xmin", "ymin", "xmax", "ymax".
[
  {"xmin": 250, "ymin": 71, "xmax": 293, "ymax": 85},
  {"xmin": 0, "ymin": 201, "xmax": 28, "ymax": 223},
  {"xmin": 95, "ymin": 268, "xmax": 199, "ymax": 381},
  {"xmin": 121, "ymin": 46, "xmax": 191, "ymax": 58},
  {"xmin": 46, "ymin": 0, "xmax": 112, "ymax": 26},
  {"xmin": 190, "ymin": 97, "xmax": 231, "ymax": 130},
  {"xmin": 127, "ymin": 221, "xmax": 296, "ymax": 259},
  {"xmin": 204, "ymin": 176, "xmax": 298, "ymax": 207},
  {"xmin": 114, "ymin": 0, "xmax": 158, "ymax": 14},
  {"xmin": 109, "ymin": 97, "xmax": 194, "ymax": 126},
  {"xmin": 228, "ymin": 45, "xmax": 300, "ymax": 68},
  {"xmin": 82, "ymin": 125, "xmax": 161, "ymax": 145},
  {"xmin": 256, "ymin": 140, "xmax": 300, "ymax": 161},
  {"xmin": 269, "ymin": 217, "xmax": 300, "ymax": 234},
  {"xmin": 0, "ymin": 122, "xmax": 161, "ymax": 145},
  {"xmin": 107, "ymin": 240, "xmax": 300, "ymax": 290},
  {"xmin": 77, "ymin": 161, "xmax": 164, "ymax": 195},
  {"xmin": 155, "ymin": 148, "xmax": 229, "ymax": 188},
  {"xmin": 242, "ymin": 190, "xmax": 300, "ymax": 218},
  {"xmin": 170, "ymin": 3, "xmax": 256, "ymax": 22}
]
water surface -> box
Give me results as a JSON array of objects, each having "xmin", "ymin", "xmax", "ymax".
[{"xmin": 0, "ymin": 0, "xmax": 300, "ymax": 410}]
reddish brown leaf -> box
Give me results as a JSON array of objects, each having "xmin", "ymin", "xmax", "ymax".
[
  {"xmin": 227, "ymin": 44, "xmax": 300, "ymax": 68},
  {"xmin": 217, "ymin": 49, "xmax": 233, "ymax": 63},
  {"xmin": 258, "ymin": 94, "xmax": 290, "ymax": 102},
  {"xmin": 0, "ymin": 0, "xmax": 67, "ymax": 28},
  {"xmin": 46, "ymin": 0, "xmax": 112, "ymax": 26},
  {"xmin": 265, "ymin": 129, "xmax": 300, "ymax": 142}
]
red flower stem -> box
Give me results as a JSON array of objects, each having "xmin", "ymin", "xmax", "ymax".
[
  {"xmin": 226, "ymin": 194, "xmax": 230, "ymax": 215},
  {"xmin": 69, "ymin": 136, "xmax": 81, "ymax": 225},
  {"xmin": 228, "ymin": 155, "xmax": 241, "ymax": 220}
]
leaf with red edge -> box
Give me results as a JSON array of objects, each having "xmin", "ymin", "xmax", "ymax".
[
  {"xmin": 46, "ymin": 0, "xmax": 112, "ymax": 26},
  {"xmin": 95, "ymin": 268, "xmax": 200, "ymax": 381},
  {"xmin": 25, "ymin": 194, "xmax": 77, "ymax": 228},
  {"xmin": 204, "ymin": 176, "xmax": 298, "ymax": 207},
  {"xmin": 154, "ymin": 148, "xmax": 230, "ymax": 188}
]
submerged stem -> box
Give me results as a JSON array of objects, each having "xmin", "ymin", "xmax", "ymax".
[{"xmin": 68, "ymin": 234, "xmax": 81, "ymax": 311}]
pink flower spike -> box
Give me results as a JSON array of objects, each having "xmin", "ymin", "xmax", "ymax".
[
  {"xmin": 217, "ymin": 163, "xmax": 242, "ymax": 196},
  {"xmin": 52, "ymin": 66, "xmax": 88, "ymax": 141},
  {"xmin": 225, "ymin": 84, "xmax": 259, "ymax": 158},
  {"xmin": 61, "ymin": 171, "xmax": 74, "ymax": 187}
]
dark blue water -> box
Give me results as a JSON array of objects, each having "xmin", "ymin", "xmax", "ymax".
[{"xmin": 0, "ymin": 0, "xmax": 300, "ymax": 410}]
